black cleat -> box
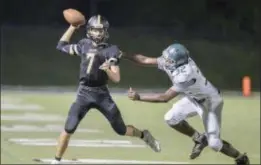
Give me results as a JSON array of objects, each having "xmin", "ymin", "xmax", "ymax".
[
  {"xmin": 190, "ymin": 133, "xmax": 208, "ymax": 159},
  {"xmin": 235, "ymin": 153, "xmax": 250, "ymax": 165}
]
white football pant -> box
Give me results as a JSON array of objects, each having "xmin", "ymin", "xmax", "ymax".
[{"xmin": 164, "ymin": 96, "xmax": 224, "ymax": 151}]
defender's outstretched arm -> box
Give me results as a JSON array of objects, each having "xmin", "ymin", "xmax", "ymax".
[
  {"xmin": 128, "ymin": 87, "xmax": 179, "ymax": 103},
  {"xmin": 124, "ymin": 53, "xmax": 158, "ymax": 67}
]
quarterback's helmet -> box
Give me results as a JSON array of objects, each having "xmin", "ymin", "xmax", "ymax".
[{"xmin": 86, "ymin": 15, "xmax": 109, "ymax": 43}]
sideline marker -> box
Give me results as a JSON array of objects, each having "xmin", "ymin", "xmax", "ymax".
[{"xmin": 242, "ymin": 76, "xmax": 251, "ymax": 97}]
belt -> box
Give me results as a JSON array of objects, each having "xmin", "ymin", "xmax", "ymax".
[
  {"xmin": 80, "ymin": 80, "xmax": 107, "ymax": 87},
  {"xmin": 194, "ymin": 98, "xmax": 206, "ymax": 104},
  {"xmin": 79, "ymin": 83, "xmax": 108, "ymax": 93}
]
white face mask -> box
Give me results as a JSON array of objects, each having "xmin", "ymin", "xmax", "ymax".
[
  {"xmin": 88, "ymin": 28, "xmax": 106, "ymax": 40},
  {"xmin": 162, "ymin": 50, "xmax": 176, "ymax": 71}
]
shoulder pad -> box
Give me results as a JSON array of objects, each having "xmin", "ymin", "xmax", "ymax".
[
  {"xmin": 108, "ymin": 45, "xmax": 122, "ymax": 58},
  {"xmin": 78, "ymin": 38, "xmax": 91, "ymax": 46},
  {"xmin": 109, "ymin": 45, "xmax": 119, "ymax": 51}
]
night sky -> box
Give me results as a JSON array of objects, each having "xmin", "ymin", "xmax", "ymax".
[{"xmin": 1, "ymin": 0, "xmax": 260, "ymax": 33}]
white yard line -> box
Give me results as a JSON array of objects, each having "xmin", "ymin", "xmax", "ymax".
[
  {"xmin": 1, "ymin": 124, "xmax": 102, "ymax": 133},
  {"xmin": 9, "ymin": 138, "xmax": 146, "ymax": 148},
  {"xmin": 249, "ymin": 154, "xmax": 260, "ymax": 159},
  {"xmin": 1, "ymin": 103, "xmax": 43, "ymax": 111},
  {"xmin": 1, "ymin": 96, "xmax": 43, "ymax": 111},
  {"xmin": 1, "ymin": 113, "xmax": 64, "ymax": 121},
  {"xmin": 33, "ymin": 158, "xmax": 189, "ymax": 164}
]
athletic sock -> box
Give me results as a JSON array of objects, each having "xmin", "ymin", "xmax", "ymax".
[
  {"xmin": 220, "ymin": 140, "xmax": 240, "ymax": 158},
  {"xmin": 140, "ymin": 131, "xmax": 144, "ymax": 139}
]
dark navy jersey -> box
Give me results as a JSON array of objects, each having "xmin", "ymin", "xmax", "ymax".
[{"xmin": 57, "ymin": 38, "xmax": 122, "ymax": 87}]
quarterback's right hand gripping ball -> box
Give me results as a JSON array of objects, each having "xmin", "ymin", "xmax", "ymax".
[{"xmin": 63, "ymin": 8, "xmax": 86, "ymax": 27}]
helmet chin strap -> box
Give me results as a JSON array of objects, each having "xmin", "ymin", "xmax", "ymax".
[
  {"xmin": 86, "ymin": 35, "xmax": 106, "ymax": 47},
  {"xmin": 86, "ymin": 34, "xmax": 102, "ymax": 44}
]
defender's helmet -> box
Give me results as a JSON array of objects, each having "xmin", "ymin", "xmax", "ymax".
[
  {"xmin": 86, "ymin": 15, "xmax": 109, "ymax": 43},
  {"xmin": 161, "ymin": 43, "xmax": 189, "ymax": 70}
]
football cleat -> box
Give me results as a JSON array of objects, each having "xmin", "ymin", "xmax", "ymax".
[
  {"xmin": 142, "ymin": 130, "xmax": 161, "ymax": 152},
  {"xmin": 190, "ymin": 133, "xmax": 208, "ymax": 159},
  {"xmin": 235, "ymin": 153, "xmax": 250, "ymax": 165},
  {"xmin": 50, "ymin": 160, "xmax": 61, "ymax": 164}
]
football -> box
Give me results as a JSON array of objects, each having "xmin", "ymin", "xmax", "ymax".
[{"xmin": 63, "ymin": 9, "xmax": 86, "ymax": 26}]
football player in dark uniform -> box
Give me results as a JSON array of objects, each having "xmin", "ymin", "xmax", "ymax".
[{"xmin": 51, "ymin": 15, "xmax": 161, "ymax": 164}]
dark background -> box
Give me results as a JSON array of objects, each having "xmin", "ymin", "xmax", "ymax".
[{"xmin": 1, "ymin": 0, "xmax": 260, "ymax": 90}]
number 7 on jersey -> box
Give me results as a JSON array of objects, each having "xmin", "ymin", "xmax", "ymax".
[{"xmin": 86, "ymin": 53, "xmax": 96, "ymax": 74}]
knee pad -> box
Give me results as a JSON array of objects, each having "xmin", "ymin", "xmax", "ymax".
[
  {"xmin": 110, "ymin": 111, "xmax": 126, "ymax": 135},
  {"xmin": 111, "ymin": 121, "xmax": 126, "ymax": 135},
  {"xmin": 208, "ymin": 136, "xmax": 223, "ymax": 152},
  {"xmin": 64, "ymin": 115, "xmax": 79, "ymax": 134},
  {"xmin": 64, "ymin": 102, "xmax": 83, "ymax": 134},
  {"xmin": 64, "ymin": 127, "xmax": 75, "ymax": 134},
  {"xmin": 164, "ymin": 111, "xmax": 182, "ymax": 126}
]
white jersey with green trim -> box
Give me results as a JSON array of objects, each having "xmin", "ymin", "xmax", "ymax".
[{"xmin": 157, "ymin": 57, "xmax": 221, "ymax": 101}]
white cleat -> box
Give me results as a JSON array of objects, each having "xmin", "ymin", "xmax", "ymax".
[
  {"xmin": 142, "ymin": 130, "xmax": 161, "ymax": 152},
  {"xmin": 51, "ymin": 160, "xmax": 61, "ymax": 164}
]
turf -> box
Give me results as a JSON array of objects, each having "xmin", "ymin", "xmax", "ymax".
[{"xmin": 1, "ymin": 91, "xmax": 260, "ymax": 164}]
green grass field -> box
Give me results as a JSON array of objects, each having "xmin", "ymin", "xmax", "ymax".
[{"xmin": 1, "ymin": 91, "xmax": 260, "ymax": 164}]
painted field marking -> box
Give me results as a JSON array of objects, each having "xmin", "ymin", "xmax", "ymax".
[
  {"xmin": 1, "ymin": 97, "xmax": 23, "ymax": 104},
  {"xmin": 1, "ymin": 97, "xmax": 43, "ymax": 111},
  {"xmin": 33, "ymin": 158, "xmax": 189, "ymax": 164},
  {"xmin": 9, "ymin": 138, "xmax": 146, "ymax": 148},
  {"xmin": 249, "ymin": 154, "xmax": 260, "ymax": 159},
  {"xmin": 1, "ymin": 124, "xmax": 102, "ymax": 133},
  {"xmin": 1, "ymin": 103, "xmax": 43, "ymax": 111},
  {"xmin": 1, "ymin": 113, "xmax": 63, "ymax": 122}
]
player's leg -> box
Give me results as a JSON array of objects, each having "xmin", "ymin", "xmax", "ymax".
[
  {"xmin": 53, "ymin": 103, "xmax": 90, "ymax": 161},
  {"xmin": 164, "ymin": 96, "xmax": 207, "ymax": 159},
  {"xmin": 164, "ymin": 96, "xmax": 199, "ymax": 137},
  {"xmin": 52, "ymin": 88, "xmax": 94, "ymax": 164},
  {"xmin": 96, "ymin": 94, "xmax": 160, "ymax": 152},
  {"xmin": 202, "ymin": 99, "xmax": 249, "ymax": 164}
]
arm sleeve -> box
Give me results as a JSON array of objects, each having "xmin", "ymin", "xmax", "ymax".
[{"xmin": 56, "ymin": 39, "xmax": 85, "ymax": 56}]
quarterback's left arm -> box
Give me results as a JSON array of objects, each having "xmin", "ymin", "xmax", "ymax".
[
  {"xmin": 101, "ymin": 65, "xmax": 120, "ymax": 83},
  {"xmin": 99, "ymin": 46, "xmax": 122, "ymax": 83},
  {"xmin": 128, "ymin": 87, "xmax": 179, "ymax": 103}
]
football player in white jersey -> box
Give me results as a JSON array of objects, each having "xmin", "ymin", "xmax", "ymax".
[{"xmin": 125, "ymin": 43, "xmax": 249, "ymax": 164}]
